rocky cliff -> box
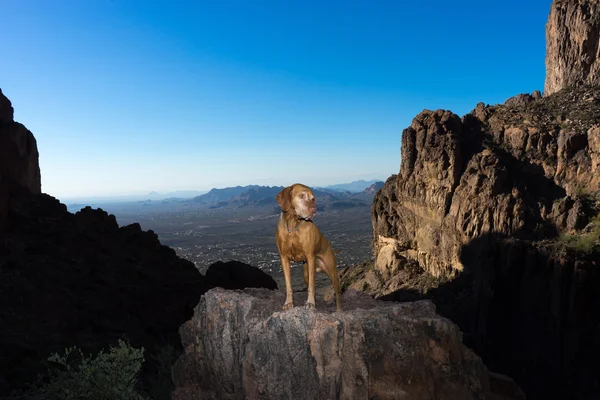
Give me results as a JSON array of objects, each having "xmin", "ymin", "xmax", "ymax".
[
  {"xmin": 0, "ymin": 89, "xmax": 279, "ymax": 397},
  {"xmin": 369, "ymin": 88, "xmax": 600, "ymax": 400},
  {"xmin": 367, "ymin": 1, "xmax": 600, "ymax": 398},
  {"xmin": 0, "ymin": 88, "xmax": 41, "ymax": 234},
  {"xmin": 545, "ymin": 0, "xmax": 600, "ymax": 95},
  {"xmin": 172, "ymin": 288, "xmax": 524, "ymax": 400},
  {"xmin": 373, "ymin": 86, "xmax": 599, "ymax": 279}
]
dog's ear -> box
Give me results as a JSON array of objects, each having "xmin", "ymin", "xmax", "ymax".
[{"xmin": 276, "ymin": 186, "xmax": 293, "ymax": 212}]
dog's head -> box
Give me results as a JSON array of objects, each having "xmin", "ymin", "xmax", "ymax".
[{"xmin": 276, "ymin": 183, "xmax": 317, "ymax": 220}]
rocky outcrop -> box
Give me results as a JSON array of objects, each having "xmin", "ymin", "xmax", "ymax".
[
  {"xmin": 544, "ymin": 0, "xmax": 600, "ymax": 95},
  {"xmin": 370, "ymin": 85, "xmax": 600, "ymax": 399},
  {"xmin": 0, "ymin": 200, "xmax": 282, "ymax": 397},
  {"xmin": 373, "ymin": 85, "xmax": 600, "ymax": 278},
  {"xmin": 0, "ymin": 90, "xmax": 280, "ymax": 397},
  {"xmin": 172, "ymin": 287, "xmax": 524, "ymax": 400},
  {"xmin": 369, "ymin": 4, "xmax": 600, "ymax": 393},
  {"xmin": 369, "ymin": 86, "xmax": 600, "ymax": 399},
  {"xmin": 204, "ymin": 260, "xmax": 278, "ymax": 290},
  {"xmin": 0, "ymin": 194, "xmax": 208, "ymax": 396},
  {"xmin": 0, "ymin": 88, "xmax": 41, "ymax": 234}
]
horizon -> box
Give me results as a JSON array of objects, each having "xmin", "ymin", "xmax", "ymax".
[
  {"xmin": 60, "ymin": 176, "xmax": 386, "ymax": 203},
  {"xmin": 1, "ymin": 0, "xmax": 552, "ymax": 200}
]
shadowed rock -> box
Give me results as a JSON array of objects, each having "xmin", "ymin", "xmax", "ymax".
[
  {"xmin": 0, "ymin": 89, "xmax": 208, "ymax": 396},
  {"xmin": 367, "ymin": 3, "xmax": 600, "ymax": 398},
  {"xmin": 205, "ymin": 260, "xmax": 278, "ymax": 290},
  {"xmin": 0, "ymin": 88, "xmax": 41, "ymax": 235},
  {"xmin": 172, "ymin": 287, "xmax": 524, "ymax": 400},
  {"xmin": 0, "ymin": 193, "xmax": 208, "ymax": 395}
]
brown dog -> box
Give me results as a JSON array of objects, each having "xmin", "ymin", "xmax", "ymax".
[{"xmin": 275, "ymin": 183, "xmax": 342, "ymax": 312}]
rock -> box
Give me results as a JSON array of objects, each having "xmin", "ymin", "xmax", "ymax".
[
  {"xmin": 368, "ymin": 4, "xmax": 600, "ymax": 398},
  {"xmin": 0, "ymin": 88, "xmax": 14, "ymax": 122},
  {"xmin": 172, "ymin": 287, "xmax": 525, "ymax": 400},
  {"xmin": 504, "ymin": 92, "xmax": 539, "ymax": 107},
  {"xmin": 372, "ymin": 84, "xmax": 600, "ymax": 276},
  {"xmin": 544, "ymin": 0, "xmax": 600, "ymax": 96},
  {"xmin": 552, "ymin": 197, "xmax": 591, "ymax": 231},
  {"xmin": 204, "ymin": 260, "xmax": 278, "ymax": 290},
  {"xmin": 372, "ymin": 110, "xmax": 464, "ymax": 278},
  {"xmin": 1, "ymin": 90, "xmax": 276, "ymax": 397},
  {"xmin": 370, "ymin": 85, "xmax": 600, "ymax": 398},
  {"xmin": 0, "ymin": 193, "xmax": 208, "ymax": 396},
  {"xmin": 0, "ymin": 193, "xmax": 281, "ymax": 397},
  {"xmin": 0, "ymin": 88, "xmax": 41, "ymax": 234}
]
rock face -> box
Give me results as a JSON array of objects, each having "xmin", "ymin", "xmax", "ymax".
[
  {"xmin": 172, "ymin": 288, "xmax": 524, "ymax": 400},
  {"xmin": 544, "ymin": 0, "xmax": 600, "ymax": 95},
  {"xmin": 0, "ymin": 89, "xmax": 284, "ymax": 397},
  {"xmin": 204, "ymin": 260, "xmax": 278, "ymax": 290},
  {"xmin": 370, "ymin": 87, "xmax": 600, "ymax": 397},
  {"xmin": 373, "ymin": 86, "xmax": 600, "ymax": 279},
  {"xmin": 0, "ymin": 88, "xmax": 41, "ymax": 234},
  {"xmin": 0, "ymin": 194, "xmax": 208, "ymax": 396},
  {"xmin": 369, "ymin": 5, "xmax": 600, "ymax": 394}
]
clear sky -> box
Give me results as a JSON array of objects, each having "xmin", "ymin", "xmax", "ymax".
[{"xmin": 1, "ymin": 0, "xmax": 551, "ymax": 200}]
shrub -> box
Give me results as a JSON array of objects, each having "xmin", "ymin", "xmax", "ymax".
[
  {"xmin": 558, "ymin": 212, "xmax": 600, "ymax": 253},
  {"xmin": 9, "ymin": 340, "xmax": 147, "ymax": 400}
]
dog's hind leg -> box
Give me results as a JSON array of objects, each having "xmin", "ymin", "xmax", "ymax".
[
  {"xmin": 317, "ymin": 252, "xmax": 342, "ymax": 312},
  {"xmin": 303, "ymin": 262, "xmax": 308, "ymax": 288}
]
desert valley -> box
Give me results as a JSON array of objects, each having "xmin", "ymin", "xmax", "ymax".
[{"xmin": 65, "ymin": 181, "xmax": 381, "ymax": 273}]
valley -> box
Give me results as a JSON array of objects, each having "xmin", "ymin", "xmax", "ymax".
[{"xmin": 70, "ymin": 200, "xmax": 375, "ymax": 275}]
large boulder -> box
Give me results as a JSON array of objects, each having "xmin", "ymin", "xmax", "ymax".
[
  {"xmin": 204, "ymin": 260, "xmax": 278, "ymax": 290},
  {"xmin": 172, "ymin": 287, "xmax": 524, "ymax": 400}
]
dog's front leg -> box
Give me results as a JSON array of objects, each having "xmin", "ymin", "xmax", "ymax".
[
  {"xmin": 280, "ymin": 256, "xmax": 294, "ymax": 310},
  {"xmin": 305, "ymin": 254, "xmax": 316, "ymax": 310}
]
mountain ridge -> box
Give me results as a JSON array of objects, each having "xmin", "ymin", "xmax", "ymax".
[{"xmin": 190, "ymin": 181, "xmax": 385, "ymax": 210}]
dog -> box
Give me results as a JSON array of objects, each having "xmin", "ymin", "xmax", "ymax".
[{"xmin": 275, "ymin": 183, "xmax": 342, "ymax": 312}]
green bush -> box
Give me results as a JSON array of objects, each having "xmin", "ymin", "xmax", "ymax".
[
  {"xmin": 559, "ymin": 212, "xmax": 600, "ymax": 253},
  {"xmin": 9, "ymin": 340, "xmax": 148, "ymax": 400},
  {"xmin": 559, "ymin": 234, "xmax": 598, "ymax": 253}
]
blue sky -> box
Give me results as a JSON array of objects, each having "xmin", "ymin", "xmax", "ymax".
[{"xmin": 1, "ymin": 0, "xmax": 551, "ymax": 200}]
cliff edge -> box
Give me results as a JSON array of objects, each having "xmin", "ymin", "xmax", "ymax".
[{"xmin": 545, "ymin": 0, "xmax": 600, "ymax": 95}]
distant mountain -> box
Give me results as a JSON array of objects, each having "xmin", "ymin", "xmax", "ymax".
[
  {"xmin": 192, "ymin": 185, "xmax": 264, "ymax": 204},
  {"xmin": 62, "ymin": 190, "xmax": 208, "ymax": 205},
  {"xmin": 190, "ymin": 183, "xmax": 379, "ymax": 211},
  {"xmin": 318, "ymin": 179, "xmax": 381, "ymax": 193},
  {"xmin": 362, "ymin": 181, "xmax": 385, "ymax": 194}
]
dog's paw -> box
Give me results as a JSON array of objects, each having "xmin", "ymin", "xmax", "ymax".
[
  {"xmin": 304, "ymin": 302, "xmax": 316, "ymax": 311},
  {"xmin": 282, "ymin": 302, "xmax": 294, "ymax": 311}
]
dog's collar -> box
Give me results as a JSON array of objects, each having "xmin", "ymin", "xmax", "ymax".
[{"xmin": 279, "ymin": 212, "xmax": 309, "ymax": 233}]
